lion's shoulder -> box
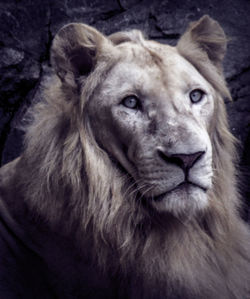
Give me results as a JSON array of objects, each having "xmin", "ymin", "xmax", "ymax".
[{"xmin": 0, "ymin": 158, "xmax": 54, "ymax": 298}]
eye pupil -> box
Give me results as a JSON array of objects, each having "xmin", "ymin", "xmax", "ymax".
[
  {"xmin": 190, "ymin": 89, "xmax": 204, "ymax": 103},
  {"xmin": 122, "ymin": 96, "xmax": 139, "ymax": 109}
]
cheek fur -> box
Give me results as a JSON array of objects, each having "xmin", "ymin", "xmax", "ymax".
[{"xmin": 192, "ymin": 95, "xmax": 214, "ymax": 129}]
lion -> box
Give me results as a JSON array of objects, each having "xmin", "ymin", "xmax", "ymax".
[{"xmin": 0, "ymin": 15, "xmax": 249, "ymax": 299}]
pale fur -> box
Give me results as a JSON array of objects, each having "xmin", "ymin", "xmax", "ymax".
[{"xmin": 4, "ymin": 16, "xmax": 250, "ymax": 298}]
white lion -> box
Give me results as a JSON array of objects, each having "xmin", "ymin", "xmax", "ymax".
[{"xmin": 0, "ymin": 15, "xmax": 249, "ymax": 299}]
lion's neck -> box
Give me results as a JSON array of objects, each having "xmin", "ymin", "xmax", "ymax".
[{"xmin": 89, "ymin": 198, "xmax": 247, "ymax": 299}]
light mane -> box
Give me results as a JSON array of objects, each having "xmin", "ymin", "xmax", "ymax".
[{"xmin": 18, "ymin": 25, "xmax": 250, "ymax": 298}]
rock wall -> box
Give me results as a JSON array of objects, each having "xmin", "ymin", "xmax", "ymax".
[{"xmin": 0, "ymin": 0, "xmax": 249, "ymax": 217}]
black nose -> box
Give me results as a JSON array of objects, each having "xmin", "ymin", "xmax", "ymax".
[{"xmin": 158, "ymin": 150, "xmax": 205, "ymax": 172}]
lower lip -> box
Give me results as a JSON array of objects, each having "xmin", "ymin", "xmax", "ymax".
[{"xmin": 153, "ymin": 182, "xmax": 203, "ymax": 202}]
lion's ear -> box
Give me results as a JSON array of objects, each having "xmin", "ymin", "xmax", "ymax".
[
  {"xmin": 50, "ymin": 23, "xmax": 108, "ymax": 81},
  {"xmin": 177, "ymin": 15, "xmax": 227, "ymax": 70}
]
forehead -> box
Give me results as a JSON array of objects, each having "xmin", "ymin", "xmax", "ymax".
[{"xmin": 103, "ymin": 41, "xmax": 212, "ymax": 94}]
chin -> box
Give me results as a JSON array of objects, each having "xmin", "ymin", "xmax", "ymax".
[{"xmin": 150, "ymin": 184, "xmax": 209, "ymax": 218}]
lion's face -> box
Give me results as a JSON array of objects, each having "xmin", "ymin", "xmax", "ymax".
[{"xmin": 88, "ymin": 43, "xmax": 214, "ymax": 215}]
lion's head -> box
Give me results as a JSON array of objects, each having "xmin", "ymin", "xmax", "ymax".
[{"xmin": 47, "ymin": 15, "xmax": 232, "ymax": 219}]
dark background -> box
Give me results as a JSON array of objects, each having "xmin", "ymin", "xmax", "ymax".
[{"xmin": 0, "ymin": 0, "xmax": 249, "ymax": 219}]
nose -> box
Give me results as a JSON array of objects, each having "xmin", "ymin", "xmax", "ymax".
[{"xmin": 157, "ymin": 149, "xmax": 205, "ymax": 172}]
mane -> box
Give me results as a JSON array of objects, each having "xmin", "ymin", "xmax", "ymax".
[{"xmin": 18, "ymin": 27, "xmax": 250, "ymax": 297}]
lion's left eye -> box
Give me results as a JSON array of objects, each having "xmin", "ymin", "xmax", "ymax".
[
  {"xmin": 122, "ymin": 95, "xmax": 140, "ymax": 109},
  {"xmin": 189, "ymin": 89, "xmax": 205, "ymax": 104}
]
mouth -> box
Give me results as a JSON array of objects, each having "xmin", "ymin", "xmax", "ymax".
[{"xmin": 152, "ymin": 181, "xmax": 207, "ymax": 202}]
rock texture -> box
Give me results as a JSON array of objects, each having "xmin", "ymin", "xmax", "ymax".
[{"xmin": 0, "ymin": 0, "xmax": 249, "ymax": 217}]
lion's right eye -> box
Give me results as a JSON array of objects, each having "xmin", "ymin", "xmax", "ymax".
[
  {"xmin": 122, "ymin": 95, "xmax": 140, "ymax": 109},
  {"xmin": 189, "ymin": 89, "xmax": 205, "ymax": 104}
]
